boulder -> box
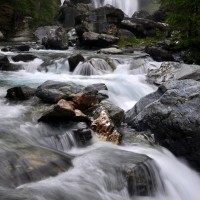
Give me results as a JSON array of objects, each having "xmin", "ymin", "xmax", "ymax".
[
  {"xmin": 36, "ymin": 80, "xmax": 84, "ymax": 103},
  {"xmin": 98, "ymin": 47, "xmax": 123, "ymax": 54},
  {"xmin": 1, "ymin": 45, "xmax": 30, "ymax": 52},
  {"xmin": 57, "ymin": 2, "xmax": 94, "ymax": 28},
  {"xmin": 80, "ymin": 147, "xmax": 160, "ymax": 197},
  {"xmin": 121, "ymin": 18, "xmax": 167, "ymax": 38},
  {"xmin": 6, "ymin": 86, "xmax": 36, "ymax": 100},
  {"xmin": 68, "ymin": 52, "xmax": 85, "ymax": 72},
  {"xmin": 132, "ymin": 10, "xmax": 151, "ymax": 19},
  {"xmin": 57, "ymin": 1, "xmax": 78, "ymax": 29},
  {"xmin": 38, "ymin": 99, "xmax": 76, "ymax": 122},
  {"xmin": 73, "ymin": 127, "xmax": 92, "ymax": 145},
  {"xmin": 38, "ymin": 99, "xmax": 91, "ymax": 124},
  {"xmin": 91, "ymin": 108, "xmax": 122, "ymax": 144},
  {"xmin": 75, "ymin": 6, "xmax": 124, "ymax": 36},
  {"xmin": 0, "ymin": 55, "xmax": 22, "ymax": 71},
  {"xmin": 125, "ymin": 79, "xmax": 200, "ymax": 171},
  {"xmin": 0, "ymin": 145, "xmax": 72, "ymax": 187},
  {"xmin": 12, "ymin": 54, "xmax": 37, "ymax": 62},
  {"xmin": 83, "ymin": 83, "xmax": 107, "ymax": 93},
  {"xmin": 88, "ymin": 99, "xmax": 124, "ymax": 125},
  {"xmin": 82, "ymin": 32, "xmax": 119, "ymax": 47},
  {"xmin": 75, "ymin": 5, "xmax": 124, "ymax": 46},
  {"xmin": 145, "ymin": 45, "xmax": 174, "ymax": 62},
  {"xmin": 147, "ymin": 62, "xmax": 200, "ymax": 85},
  {"xmin": 15, "ymin": 45, "xmax": 30, "ymax": 52},
  {"xmin": 34, "ymin": 26, "xmax": 68, "ymax": 50},
  {"xmin": 73, "ymin": 93, "xmax": 100, "ymax": 110}
]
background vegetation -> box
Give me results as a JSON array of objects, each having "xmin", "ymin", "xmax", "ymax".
[
  {"xmin": 0, "ymin": 0, "xmax": 59, "ymax": 37},
  {"xmin": 158, "ymin": 0, "xmax": 200, "ymax": 63}
]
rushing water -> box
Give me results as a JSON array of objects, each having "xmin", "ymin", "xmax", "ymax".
[{"xmin": 0, "ymin": 47, "xmax": 200, "ymax": 200}]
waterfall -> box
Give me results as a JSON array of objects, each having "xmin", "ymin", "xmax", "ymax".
[
  {"xmin": 60, "ymin": 0, "xmax": 65, "ymax": 5},
  {"xmin": 93, "ymin": 0, "xmax": 138, "ymax": 17}
]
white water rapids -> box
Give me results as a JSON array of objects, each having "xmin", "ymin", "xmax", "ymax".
[{"xmin": 0, "ymin": 48, "xmax": 200, "ymax": 200}]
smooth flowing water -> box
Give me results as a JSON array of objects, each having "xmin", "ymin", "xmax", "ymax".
[{"xmin": 0, "ymin": 47, "xmax": 200, "ymax": 200}]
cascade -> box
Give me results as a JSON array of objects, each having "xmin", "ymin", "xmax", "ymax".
[
  {"xmin": 0, "ymin": 45, "xmax": 200, "ymax": 199},
  {"xmin": 93, "ymin": 0, "xmax": 138, "ymax": 17}
]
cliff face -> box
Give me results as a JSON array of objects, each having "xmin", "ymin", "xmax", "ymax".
[{"xmin": 0, "ymin": 0, "xmax": 60, "ymax": 39}]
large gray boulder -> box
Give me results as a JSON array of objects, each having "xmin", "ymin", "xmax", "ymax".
[
  {"xmin": 75, "ymin": 6, "xmax": 124, "ymax": 36},
  {"xmin": 36, "ymin": 80, "xmax": 84, "ymax": 103},
  {"xmin": 82, "ymin": 32, "xmax": 119, "ymax": 47},
  {"xmin": 121, "ymin": 18, "xmax": 167, "ymax": 38},
  {"xmin": 6, "ymin": 86, "xmax": 36, "ymax": 100},
  {"xmin": 147, "ymin": 62, "xmax": 200, "ymax": 85},
  {"xmin": 145, "ymin": 45, "xmax": 174, "ymax": 62},
  {"xmin": 0, "ymin": 55, "xmax": 22, "ymax": 71},
  {"xmin": 57, "ymin": 1, "xmax": 94, "ymax": 28},
  {"xmin": 75, "ymin": 5, "xmax": 124, "ymax": 46},
  {"xmin": 34, "ymin": 26, "xmax": 68, "ymax": 50},
  {"xmin": 125, "ymin": 79, "xmax": 200, "ymax": 171}
]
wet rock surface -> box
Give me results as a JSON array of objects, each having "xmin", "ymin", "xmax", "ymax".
[
  {"xmin": 125, "ymin": 79, "xmax": 200, "ymax": 171},
  {"xmin": 34, "ymin": 26, "xmax": 68, "ymax": 50},
  {"xmin": 91, "ymin": 108, "xmax": 122, "ymax": 144},
  {"xmin": 147, "ymin": 62, "xmax": 200, "ymax": 85},
  {"xmin": 0, "ymin": 145, "xmax": 72, "ymax": 187},
  {"xmin": 36, "ymin": 80, "xmax": 84, "ymax": 103},
  {"xmin": 12, "ymin": 54, "xmax": 37, "ymax": 62},
  {"xmin": 0, "ymin": 55, "xmax": 23, "ymax": 71},
  {"xmin": 6, "ymin": 86, "xmax": 36, "ymax": 100},
  {"xmin": 68, "ymin": 52, "xmax": 85, "ymax": 72}
]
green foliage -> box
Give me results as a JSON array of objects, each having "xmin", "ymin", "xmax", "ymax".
[
  {"xmin": 158, "ymin": 0, "xmax": 200, "ymax": 51},
  {"xmin": 117, "ymin": 31, "xmax": 163, "ymax": 47},
  {"xmin": 0, "ymin": 0, "xmax": 59, "ymax": 37}
]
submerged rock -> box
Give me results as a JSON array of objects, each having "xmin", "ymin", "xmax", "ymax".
[
  {"xmin": 6, "ymin": 86, "xmax": 36, "ymax": 100},
  {"xmin": 12, "ymin": 54, "xmax": 37, "ymax": 62},
  {"xmin": 125, "ymin": 79, "xmax": 200, "ymax": 171},
  {"xmin": 0, "ymin": 55, "xmax": 22, "ymax": 71},
  {"xmin": 68, "ymin": 52, "xmax": 85, "ymax": 72},
  {"xmin": 0, "ymin": 145, "xmax": 72, "ymax": 187},
  {"xmin": 81, "ymin": 147, "xmax": 161, "ymax": 197},
  {"xmin": 73, "ymin": 58, "xmax": 113, "ymax": 75}
]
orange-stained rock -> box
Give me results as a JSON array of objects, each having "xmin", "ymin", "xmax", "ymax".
[
  {"xmin": 73, "ymin": 93, "xmax": 98, "ymax": 109},
  {"xmin": 57, "ymin": 99, "xmax": 75, "ymax": 110},
  {"xmin": 91, "ymin": 109, "xmax": 122, "ymax": 144}
]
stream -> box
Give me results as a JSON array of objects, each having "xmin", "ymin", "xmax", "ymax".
[{"xmin": 0, "ymin": 46, "xmax": 200, "ymax": 200}]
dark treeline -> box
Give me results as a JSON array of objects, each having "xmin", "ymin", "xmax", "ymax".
[{"xmin": 0, "ymin": 0, "xmax": 59, "ymax": 37}]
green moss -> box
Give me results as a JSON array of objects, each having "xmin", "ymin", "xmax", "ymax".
[{"xmin": 117, "ymin": 34, "xmax": 161, "ymax": 48}]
